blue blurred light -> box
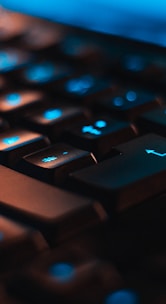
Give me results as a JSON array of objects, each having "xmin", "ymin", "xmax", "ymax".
[
  {"xmin": 2, "ymin": 135, "xmax": 20, "ymax": 145},
  {"xmin": 105, "ymin": 290, "xmax": 139, "ymax": 304},
  {"xmin": 94, "ymin": 120, "xmax": 107, "ymax": 128},
  {"xmin": 5, "ymin": 93, "xmax": 21, "ymax": 106},
  {"xmin": 25, "ymin": 62, "xmax": 55, "ymax": 83},
  {"xmin": 126, "ymin": 91, "xmax": 137, "ymax": 102},
  {"xmin": 49, "ymin": 263, "xmax": 75, "ymax": 282},
  {"xmin": 0, "ymin": 51, "xmax": 18, "ymax": 71},
  {"xmin": 112, "ymin": 97, "xmax": 124, "ymax": 107},
  {"xmin": 42, "ymin": 156, "xmax": 57, "ymax": 163},
  {"xmin": 43, "ymin": 108, "xmax": 62, "ymax": 120},
  {"xmin": 65, "ymin": 75, "xmax": 94, "ymax": 95},
  {"xmin": 63, "ymin": 151, "xmax": 69, "ymax": 155},
  {"xmin": 124, "ymin": 55, "xmax": 145, "ymax": 72},
  {"xmin": 82, "ymin": 125, "xmax": 101, "ymax": 135}
]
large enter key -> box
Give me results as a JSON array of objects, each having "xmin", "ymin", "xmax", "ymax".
[{"xmin": 69, "ymin": 134, "xmax": 166, "ymax": 211}]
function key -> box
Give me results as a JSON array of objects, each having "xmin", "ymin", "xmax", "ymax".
[
  {"xmin": 98, "ymin": 88, "xmax": 162, "ymax": 120},
  {"xmin": 0, "ymin": 90, "xmax": 44, "ymax": 120},
  {"xmin": 22, "ymin": 104, "xmax": 85, "ymax": 140},
  {"xmin": 21, "ymin": 60, "xmax": 72, "ymax": 88},
  {"xmin": 17, "ymin": 143, "xmax": 96, "ymax": 185},
  {"xmin": 0, "ymin": 48, "xmax": 33, "ymax": 74},
  {"xmin": 64, "ymin": 117, "xmax": 136, "ymax": 160},
  {"xmin": 0, "ymin": 128, "xmax": 49, "ymax": 167},
  {"xmin": 60, "ymin": 74, "xmax": 113, "ymax": 105}
]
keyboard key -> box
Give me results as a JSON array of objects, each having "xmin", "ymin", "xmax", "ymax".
[
  {"xmin": 98, "ymin": 88, "xmax": 161, "ymax": 120},
  {"xmin": 59, "ymin": 34, "xmax": 103, "ymax": 65},
  {"xmin": 64, "ymin": 117, "xmax": 136, "ymax": 159},
  {"xmin": 22, "ymin": 104, "xmax": 85, "ymax": 140},
  {"xmin": 18, "ymin": 143, "xmax": 96, "ymax": 185},
  {"xmin": 8, "ymin": 248, "xmax": 122, "ymax": 304},
  {"xmin": 60, "ymin": 74, "xmax": 113, "ymax": 105},
  {"xmin": 0, "ymin": 165, "xmax": 105, "ymax": 244},
  {"xmin": 0, "ymin": 216, "xmax": 48, "ymax": 273},
  {"xmin": 69, "ymin": 134, "xmax": 166, "ymax": 211},
  {"xmin": 0, "ymin": 48, "xmax": 33, "ymax": 74},
  {"xmin": 137, "ymin": 106, "xmax": 166, "ymax": 136},
  {"xmin": 0, "ymin": 129, "xmax": 49, "ymax": 166},
  {"xmin": 20, "ymin": 21, "xmax": 64, "ymax": 52},
  {"xmin": 0, "ymin": 10, "xmax": 30, "ymax": 42},
  {"xmin": 21, "ymin": 60, "xmax": 72, "ymax": 87},
  {"xmin": 0, "ymin": 90, "xmax": 44, "ymax": 120}
]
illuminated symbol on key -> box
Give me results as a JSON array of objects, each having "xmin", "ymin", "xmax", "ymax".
[
  {"xmin": 63, "ymin": 151, "xmax": 68, "ymax": 155},
  {"xmin": 65, "ymin": 75, "xmax": 94, "ymax": 95},
  {"xmin": 0, "ymin": 51, "xmax": 18, "ymax": 71},
  {"xmin": 49, "ymin": 263, "xmax": 75, "ymax": 282},
  {"xmin": 145, "ymin": 149, "xmax": 166, "ymax": 157},
  {"xmin": 94, "ymin": 120, "xmax": 107, "ymax": 128},
  {"xmin": 25, "ymin": 62, "xmax": 55, "ymax": 83},
  {"xmin": 82, "ymin": 125, "xmax": 101, "ymax": 135},
  {"xmin": 6, "ymin": 93, "xmax": 21, "ymax": 106},
  {"xmin": 126, "ymin": 91, "xmax": 137, "ymax": 102},
  {"xmin": 112, "ymin": 96, "xmax": 124, "ymax": 107},
  {"xmin": 42, "ymin": 156, "xmax": 57, "ymax": 163},
  {"xmin": 2, "ymin": 136, "xmax": 20, "ymax": 145},
  {"xmin": 43, "ymin": 108, "xmax": 62, "ymax": 120}
]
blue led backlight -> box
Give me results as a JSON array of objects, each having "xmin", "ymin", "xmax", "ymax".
[
  {"xmin": 5, "ymin": 93, "xmax": 21, "ymax": 106},
  {"xmin": 126, "ymin": 91, "xmax": 137, "ymax": 102},
  {"xmin": 0, "ymin": 51, "xmax": 18, "ymax": 71},
  {"xmin": 94, "ymin": 120, "xmax": 107, "ymax": 128},
  {"xmin": 63, "ymin": 151, "xmax": 69, "ymax": 155},
  {"xmin": 112, "ymin": 97, "xmax": 124, "ymax": 107},
  {"xmin": 124, "ymin": 55, "xmax": 145, "ymax": 72},
  {"xmin": 105, "ymin": 290, "xmax": 139, "ymax": 304},
  {"xmin": 42, "ymin": 156, "xmax": 57, "ymax": 163},
  {"xmin": 65, "ymin": 75, "xmax": 94, "ymax": 95},
  {"xmin": 82, "ymin": 125, "xmax": 101, "ymax": 135},
  {"xmin": 2, "ymin": 135, "xmax": 20, "ymax": 145},
  {"xmin": 43, "ymin": 108, "xmax": 62, "ymax": 120},
  {"xmin": 25, "ymin": 62, "xmax": 55, "ymax": 83},
  {"xmin": 49, "ymin": 263, "xmax": 75, "ymax": 282}
]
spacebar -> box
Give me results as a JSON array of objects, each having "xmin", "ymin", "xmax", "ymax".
[{"xmin": 0, "ymin": 165, "xmax": 104, "ymax": 243}]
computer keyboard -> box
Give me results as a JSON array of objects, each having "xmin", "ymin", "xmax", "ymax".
[{"xmin": 1, "ymin": 9, "xmax": 166, "ymax": 304}]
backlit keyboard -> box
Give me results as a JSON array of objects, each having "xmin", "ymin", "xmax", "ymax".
[{"xmin": 1, "ymin": 10, "xmax": 166, "ymax": 304}]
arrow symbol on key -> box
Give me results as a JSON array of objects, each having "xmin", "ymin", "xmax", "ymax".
[{"xmin": 145, "ymin": 149, "xmax": 166, "ymax": 157}]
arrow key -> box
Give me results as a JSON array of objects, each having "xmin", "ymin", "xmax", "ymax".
[{"xmin": 69, "ymin": 134, "xmax": 166, "ymax": 212}]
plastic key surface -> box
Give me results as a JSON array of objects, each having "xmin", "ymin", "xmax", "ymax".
[
  {"xmin": 69, "ymin": 134, "xmax": 166, "ymax": 211},
  {"xmin": 0, "ymin": 165, "xmax": 104, "ymax": 244}
]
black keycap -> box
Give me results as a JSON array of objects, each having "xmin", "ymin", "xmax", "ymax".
[
  {"xmin": 0, "ymin": 90, "xmax": 44, "ymax": 120},
  {"xmin": 8, "ymin": 248, "xmax": 122, "ymax": 304},
  {"xmin": 69, "ymin": 134, "xmax": 166, "ymax": 212},
  {"xmin": 98, "ymin": 88, "xmax": 161, "ymax": 120},
  {"xmin": 22, "ymin": 104, "xmax": 85, "ymax": 140},
  {"xmin": 59, "ymin": 34, "xmax": 103, "ymax": 65},
  {"xmin": 0, "ymin": 48, "xmax": 33, "ymax": 74},
  {"xmin": 0, "ymin": 216, "xmax": 48, "ymax": 272},
  {"xmin": 20, "ymin": 60, "xmax": 72, "ymax": 88},
  {"xmin": 64, "ymin": 117, "xmax": 136, "ymax": 160},
  {"xmin": 0, "ymin": 165, "xmax": 104, "ymax": 244},
  {"xmin": 60, "ymin": 74, "xmax": 113, "ymax": 105},
  {"xmin": 0, "ymin": 129, "xmax": 49, "ymax": 166},
  {"xmin": 18, "ymin": 143, "xmax": 96, "ymax": 185},
  {"xmin": 137, "ymin": 106, "xmax": 166, "ymax": 136}
]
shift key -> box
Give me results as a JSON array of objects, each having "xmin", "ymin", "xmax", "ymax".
[
  {"xmin": 69, "ymin": 134, "xmax": 166, "ymax": 211},
  {"xmin": 0, "ymin": 165, "xmax": 105, "ymax": 245}
]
